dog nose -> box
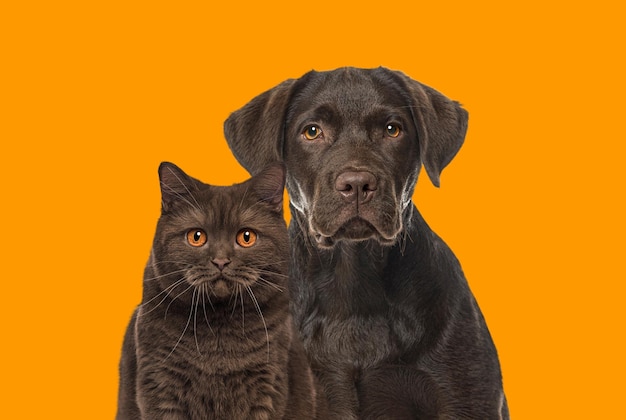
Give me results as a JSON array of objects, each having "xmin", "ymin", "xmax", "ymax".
[
  {"xmin": 335, "ymin": 171, "xmax": 377, "ymax": 203},
  {"xmin": 211, "ymin": 258, "xmax": 231, "ymax": 271}
]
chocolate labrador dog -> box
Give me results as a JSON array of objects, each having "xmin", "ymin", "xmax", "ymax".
[{"xmin": 224, "ymin": 67, "xmax": 508, "ymax": 419}]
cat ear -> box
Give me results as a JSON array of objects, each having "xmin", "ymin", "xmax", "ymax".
[
  {"xmin": 250, "ymin": 163, "xmax": 286, "ymax": 213},
  {"xmin": 158, "ymin": 162, "xmax": 198, "ymax": 212}
]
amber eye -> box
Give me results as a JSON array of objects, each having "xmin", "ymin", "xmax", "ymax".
[
  {"xmin": 303, "ymin": 125, "xmax": 323, "ymax": 140},
  {"xmin": 386, "ymin": 123, "xmax": 401, "ymax": 138},
  {"xmin": 186, "ymin": 229, "xmax": 207, "ymax": 247},
  {"xmin": 236, "ymin": 229, "xmax": 257, "ymax": 248}
]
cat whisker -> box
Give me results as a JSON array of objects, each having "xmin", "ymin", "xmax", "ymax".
[
  {"xmin": 252, "ymin": 268, "xmax": 289, "ymax": 279},
  {"xmin": 151, "ymin": 260, "xmax": 195, "ymax": 266},
  {"xmin": 200, "ymin": 284, "xmax": 215, "ymax": 336},
  {"xmin": 246, "ymin": 286, "xmax": 270, "ymax": 363},
  {"xmin": 200, "ymin": 282, "xmax": 215, "ymax": 312},
  {"xmin": 140, "ymin": 278, "xmax": 186, "ymax": 315},
  {"xmin": 164, "ymin": 287, "xmax": 197, "ymax": 362},
  {"xmin": 193, "ymin": 288, "xmax": 201, "ymax": 356},
  {"xmin": 256, "ymin": 277, "xmax": 285, "ymax": 292},
  {"xmin": 164, "ymin": 283, "xmax": 195, "ymax": 321},
  {"xmin": 239, "ymin": 284, "xmax": 245, "ymax": 334},
  {"xmin": 228, "ymin": 284, "xmax": 239, "ymax": 318},
  {"xmin": 201, "ymin": 283, "xmax": 215, "ymax": 312},
  {"xmin": 143, "ymin": 268, "xmax": 189, "ymax": 282}
]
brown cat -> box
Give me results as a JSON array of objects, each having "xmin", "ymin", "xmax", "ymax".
[{"xmin": 116, "ymin": 162, "xmax": 323, "ymax": 419}]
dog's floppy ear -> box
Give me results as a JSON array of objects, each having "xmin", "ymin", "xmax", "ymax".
[
  {"xmin": 224, "ymin": 79, "xmax": 298, "ymax": 175},
  {"xmin": 394, "ymin": 71, "xmax": 468, "ymax": 187}
]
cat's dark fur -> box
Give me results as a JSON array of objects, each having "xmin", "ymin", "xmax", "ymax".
[{"xmin": 117, "ymin": 162, "xmax": 323, "ymax": 419}]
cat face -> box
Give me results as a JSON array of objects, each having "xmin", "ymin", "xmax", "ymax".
[{"xmin": 149, "ymin": 163, "xmax": 288, "ymax": 305}]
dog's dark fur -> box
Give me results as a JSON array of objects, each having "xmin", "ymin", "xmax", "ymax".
[{"xmin": 224, "ymin": 67, "xmax": 508, "ymax": 419}]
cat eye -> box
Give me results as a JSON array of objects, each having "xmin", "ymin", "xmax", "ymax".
[
  {"xmin": 236, "ymin": 229, "xmax": 257, "ymax": 248},
  {"xmin": 385, "ymin": 123, "xmax": 401, "ymax": 138},
  {"xmin": 303, "ymin": 125, "xmax": 323, "ymax": 141},
  {"xmin": 186, "ymin": 229, "xmax": 207, "ymax": 247}
]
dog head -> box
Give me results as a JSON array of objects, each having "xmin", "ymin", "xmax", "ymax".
[{"xmin": 224, "ymin": 67, "xmax": 468, "ymax": 248}]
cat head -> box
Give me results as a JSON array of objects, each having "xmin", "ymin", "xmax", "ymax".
[{"xmin": 148, "ymin": 162, "xmax": 288, "ymax": 306}]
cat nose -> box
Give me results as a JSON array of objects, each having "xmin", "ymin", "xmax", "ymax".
[{"xmin": 211, "ymin": 258, "xmax": 231, "ymax": 271}]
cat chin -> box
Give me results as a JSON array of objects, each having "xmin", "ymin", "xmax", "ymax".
[{"xmin": 211, "ymin": 279, "xmax": 232, "ymax": 299}]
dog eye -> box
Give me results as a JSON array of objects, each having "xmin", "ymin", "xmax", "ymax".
[
  {"xmin": 303, "ymin": 125, "xmax": 323, "ymax": 140},
  {"xmin": 187, "ymin": 229, "xmax": 207, "ymax": 247},
  {"xmin": 236, "ymin": 229, "xmax": 257, "ymax": 248},
  {"xmin": 385, "ymin": 123, "xmax": 401, "ymax": 138}
]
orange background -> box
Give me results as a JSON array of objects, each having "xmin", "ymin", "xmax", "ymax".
[{"xmin": 2, "ymin": 1, "xmax": 624, "ymax": 418}]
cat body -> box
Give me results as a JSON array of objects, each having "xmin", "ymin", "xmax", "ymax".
[{"xmin": 117, "ymin": 163, "xmax": 320, "ymax": 419}]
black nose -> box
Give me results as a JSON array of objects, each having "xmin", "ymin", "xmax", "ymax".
[
  {"xmin": 335, "ymin": 171, "xmax": 377, "ymax": 204},
  {"xmin": 211, "ymin": 258, "xmax": 231, "ymax": 271}
]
